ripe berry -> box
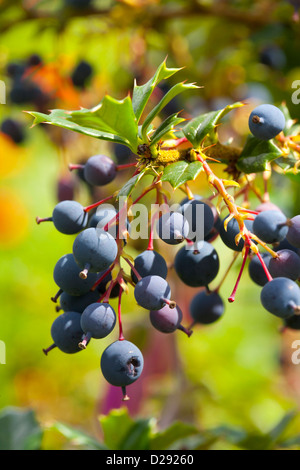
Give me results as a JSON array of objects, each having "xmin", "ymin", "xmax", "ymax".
[
  {"xmin": 268, "ymin": 249, "xmax": 300, "ymax": 281},
  {"xmin": 73, "ymin": 227, "xmax": 118, "ymax": 278},
  {"xmin": 59, "ymin": 290, "xmax": 100, "ymax": 313},
  {"xmin": 149, "ymin": 304, "xmax": 192, "ymax": 336},
  {"xmin": 83, "ymin": 155, "xmax": 117, "ymax": 186},
  {"xmin": 286, "ymin": 215, "xmax": 300, "ymax": 248},
  {"xmin": 174, "ymin": 241, "xmax": 219, "ymax": 287},
  {"xmin": 131, "ymin": 249, "xmax": 168, "ymax": 284},
  {"xmin": 189, "ymin": 290, "xmax": 224, "ymax": 325},
  {"xmin": 79, "ymin": 303, "xmax": 116, "ymax": 349},
  {"xmin": 44, "ymin": 311, "xmax": 85, "ymax": 355},
  {"xmin": 134, "ymin": 275, "xmax": 172, "ymax": 311},
  {"xmin": 219, "ymin": 216, "xmax": 254, "ymax": 252},
  {"xmin": 260, "ymin": 277, "xmax": 300, "ymax": 319},
  {"xmin": 88, "ymin": 206, "xmax": 130, "ymax": 239},
  {"xmin": 36, "ymin": 200, "xmax": 88, "ymax": 235},
  {"xmin": 100, "ymin": 340, "xmax": 144, "ymax": 400},
  {"xmin": 249, "ymin": 104, "xmax": 285, "ymax": 141},
  {"xmin": 180, "ymin": 199, "xmax": 215, "ymax": 240},
  {"xmin": 253, "ymin": 210, "xmax": 288, "ymax": 244},
  {"xmin": 248, "ymin": 253, "xmax": 272, "ymax": 286},
  {"xmin": 53, "ymin": 253, "xmax": 98, "ymax": 297},
  {"xmin": 156, "ymin": 211, "xmax": 189, "ymax": 245}
]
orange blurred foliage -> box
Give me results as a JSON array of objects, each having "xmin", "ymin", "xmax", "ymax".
[
  {"xmin": 25, "ymin": 63, "xmax": 81, "ymax": 109},
  {"xmin": 0, "ymin": 188, "xmax": 29, "ymax": 247}
]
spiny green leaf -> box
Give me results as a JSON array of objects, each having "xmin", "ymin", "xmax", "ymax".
[
  {"xmin": 150, "ymin": 113, "xmax": 186, "ymax": 146},
  {"xmin": 132, "ymin": 58, "xmax": 182, "ymax": 122},
  {"xmin": 29, "ymin": 110, "xmax": 129, "ymax": 146},
  {"xmin": 236, "ymin": 135, "xmax": 283, "ymax": 173},
  {"xmin": 141, "ymin": 81, "xmax": 199, "ymax": 141},
  {"xmin": 182, "ymin": 102, "xmax": 244, "ymax": 148},
  {"xmin": 161, "ymin": 160, "xmax": 203, "ymax": 189},
  {"xmin": 27, "ymin": 94, "xmax": 139, "ymax": 152}
]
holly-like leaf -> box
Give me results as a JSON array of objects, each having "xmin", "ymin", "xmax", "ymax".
[
  {"xmin": 182, "ymin": 102, "xmax": 244, "ymax": 149},
  {"xmin": 236, "ymin": 135, "xmax": 283, "ymax": 173},
  {"xmin": 141, "ymin": 81, "xmax": 199, "ymax": 141},
  {"xmin": 132, "ymin": 58, "xmax": 182, "ymax": 122},
  {"xmin": 27, "ymin": 95, "xmax": 139, "ymax": 152},
  {"xmin": 150, "ymin": 113, "xmax": 186, "ymax": 146},
  {"xmin": 161, "ymin": 160, "xmax": 203, "ymax": 189}
]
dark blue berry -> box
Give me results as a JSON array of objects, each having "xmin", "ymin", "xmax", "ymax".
[
  {"xmin": 174, "ymin": 241, "xmax": 219, "ymax": 287},
  {"xmin": 134, "ymin": 275, "xmax": 172, "ymax": 311},
  {"xmin": 100, "ymin": 340, "xmax": 144, "ymax": 399},
  {"xmin": 73, "ymin": 227, "xmax": 118, "ymax": 277},
  {"xmin": 253, "ymin": 210, "xmax": 288, "ymax": 244},
  {"xmin": 260, "ymin": 277, "xmax": 300, "ymax": 319},
  {"xmin": 156, "ymin": 212, "xmax": 189, "ymax": 245},
  {"xmin": 47, "ymin": 311, "xmax": 84, "ymax": 354},
  {"xmin": 249, "ymin": 104, "xmax": 285, "ymax": 141},
  {"xmin": 131, "ymin": 250, "xmax": 168, "ymax": 284},
  {"xmin": 189, "ymin": 290, "xmax": 224, "ymax": 325}
]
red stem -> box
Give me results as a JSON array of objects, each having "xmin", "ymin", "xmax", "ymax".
[
  {"xmin": 102, "ymin": 278, "xmax": 118, "ymax": 303},
  {"xmin": 118, "ymin": 283, "xmax": 125, "ymax": 341},
  {"xmin": 43, "ymin": 344, "xmax": 56, "ymax": 355},
  {"xmin": 68, "ymin": 163, "xmax": 85, "ymax": 171},
  {"xmin": 237, "ymin": 208, "xmax": 259, "ymax": 215},
  {"xmin": 51, "ymin": 288, "xmax": 63, "ymax": 303},
  {"xmin": 91, "ymin": 264, "xmax": 114, "ymax": 291},
  {"xmin": 97, "ymin": 291, "xmax": 108, "ymax": 303},
  {"xmin": 147, "ymin": 188, "xmax": 160, "ymax": 251},
  {"xmin": 147, "ymin": 214, "xmax": 157, "ymax": 250},
  {"xmin": 83, "ymin": 194, "xmax": 115, "ymax": 213},
  {"xmin": 256, "ymin": 250, "xmax": 273, "ymax": 282},
  {"xmin": 123, "ymin": 257, "xmax": 142, "ymax": 282},
  {"xmin": 116, "ymin": 162, "xmax": 137, "ymax": 171},
  {"xmin": 103, "ymin": 179, "xmax": 159, "ymax": 232},
  {"xmin": 36, "ymin": 216, "xmax": 53, "ymax": 224},
  {"xmin": 228, "ymin": 245, "xmax": 250, "ymax": 303}
]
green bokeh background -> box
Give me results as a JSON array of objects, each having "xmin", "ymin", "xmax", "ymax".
[{"xmin": 1, "ymin": 0, "xmax": 300, "ymax": 450}]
